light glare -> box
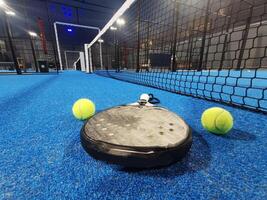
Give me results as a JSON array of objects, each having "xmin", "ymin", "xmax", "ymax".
[
  {"xmin": 110, "ymin": 26, "xmax": 118, "ymax": 30},
  {"xmin": 5, "ymin": 10, "xmax": 16, "ymax": 16},
  {"xmin": 0, "ymin": 0, "xmax": 5, "ymax": 6},
  {"xmin": 28, "ymin": 31, "xmax": 38, "ymax": 37},
  {"xmin": 116, "ymin": 18, "xmax": 125, "ymax": 26}
]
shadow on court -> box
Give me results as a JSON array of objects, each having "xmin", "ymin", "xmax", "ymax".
[
  {"xmin": 222, "ymin": 129, "xmax": 256, "ymax": 141},
  {"xmin": 120, "ymin": 130, "xmax": 211, "ymax": 178},
  {"xmin": 63, "ymin": 128, "xmax": 211, "ymax": 178}
]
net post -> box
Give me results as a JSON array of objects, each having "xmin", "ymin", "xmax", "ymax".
[
  {"xmin": 236, "ymin": 5, "xmax": 253, "ymax": 70},
  {"xmin": 64, "ymin": 51, "xmax": 68, "ymax": 70},
  {"xmin": 89, "ymin": 47, "xmax": 93, "ymax": 73},
  {"xmin": 136, "ymin": 0, "xmax": 141, "ymax": 73},
  {"xmin": 99, "ymin": 41, "xmax": 103, "ymax": 70},
  {"xmin": 84, "ymin": 44, "xmax": 90, "ymax": 73},
  {"xmin": 144, "ymin": 21, "xmax": 150, "ymax": 71},
  {"xmin": 113, "ymin": 30, "xmax": 116, "ymax": 71},
  {"xmin": 53, "ymin": 22, "xmax": 63, "ymax": 71},
  {"xmin": 219, "ymin": 4, "xmax": 234, "ymax": 71},
  {"xmin": 116, "ymin": 28, "xmax": 120, "ymax": 72},
  {"xmin": 171, "ymin": 0, "xmax": 180, "ymax": 72},
  {"xmin": 198, "ymin": 0, "xmax": 211, "ymax": 71},
  {"xmin": 188, "ymin": 26, "xmax": 194, "ymax": 69}
]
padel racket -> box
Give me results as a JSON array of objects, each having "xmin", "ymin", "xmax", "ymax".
[{"xmin": 81, "ymin": 102, "xmax": 192, "ymax": 168}]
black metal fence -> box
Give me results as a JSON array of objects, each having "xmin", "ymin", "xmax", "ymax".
[
  {"xmin": 0, "ymin": 36, "xmax": 58, "ymax": 74},
  {"xmin": 90, "ymin": 0, "xmax": 267, "ymax": 113}
]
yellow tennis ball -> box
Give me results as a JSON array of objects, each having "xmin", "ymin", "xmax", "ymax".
[
  {"xmin": 72, "ymin": 98, "xmax": 95, "ymax": 120},
  {"xmin": 201, "ymin": 107, "xmax": 233, "ymax": 135}
]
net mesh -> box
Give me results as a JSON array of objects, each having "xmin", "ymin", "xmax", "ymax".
[{"xmin": 90, "ymin": 0, "xmax": 267, "ymax": 113}]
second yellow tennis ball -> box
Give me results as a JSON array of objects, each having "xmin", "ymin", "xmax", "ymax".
[
  {"xmin": 201, "ymin": 107, "xmax": 233, "ymax": 135},
  {"xmin": 72, "ymin": 98, "xmax": 95, "ymax": 120}
]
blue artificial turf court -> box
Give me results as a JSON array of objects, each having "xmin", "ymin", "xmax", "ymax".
[{"xmin": 0, "ymin": 71, "xmax": 266, "ymax": 200}]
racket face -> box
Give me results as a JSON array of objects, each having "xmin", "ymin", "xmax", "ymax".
[
  {"xmin": 83, "ymin": 105, "xmax": 190, "ymax": 148},
  {"xmin": 81, "ymin": 105, "xmax": 192, "ymax": 168}
]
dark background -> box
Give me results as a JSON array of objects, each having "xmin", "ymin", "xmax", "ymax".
[
  {"xmin": 0, "ymin": 0, "xmax": 125, "ymax": 69},
  {"xmin": 0, "ymin": 0, "xmax": 125, "ymax": 41}
]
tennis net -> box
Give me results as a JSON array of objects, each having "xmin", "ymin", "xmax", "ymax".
[{"xmin": 88, "ymin": 0, "xmax": 267, "ymax": 113}]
